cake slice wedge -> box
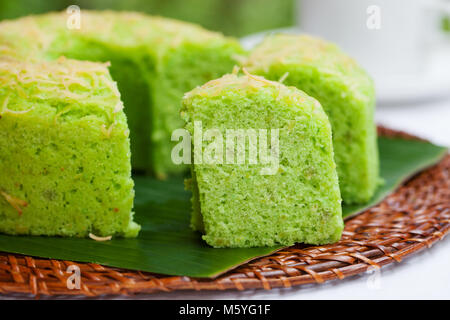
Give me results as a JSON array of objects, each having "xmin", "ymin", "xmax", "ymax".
[
  {"xmin": 0, "ymin": 57, "xmax": 140, "ymax": 237},
  {"xmin": 182, "ymin": 71, "xmax": 343, "ymax": 248}
]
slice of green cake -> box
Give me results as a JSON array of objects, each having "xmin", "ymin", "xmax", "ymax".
[
  {"xmin": 0, "ymin": 57, "xmax": 139, "ymax": 237},
  {"xmin": 245, "ymin": 34, "xmax": 380, "ymax": 204},
  {"xmin": 0, "ymin": 11, "xmax": 244, "ymax": 178},
  {"xmin": 182, "ymin": 71, "xmax": 343, "ymax": 248}
]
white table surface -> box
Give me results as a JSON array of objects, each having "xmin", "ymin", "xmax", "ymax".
[{"xmin": 2, "ymin": 97, "xmax": 449, "ymax": 300}]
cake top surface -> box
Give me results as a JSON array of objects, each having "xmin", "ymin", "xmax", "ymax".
[
  {"xmin": 245, "ymin": 34, "xmax": 374, "ymax": 99},
  {"xmin": 0, "ymin": 10, "xmax": 241, "ymax": 61},
  {"xmin": 183, "ymin": 69, "xmax": 329, "ymax": 122},
  {"xmin": 0, "ymin": 56, "xmax": 123, "ymax": 128},
  {"xmin": 0, "ymin": 10, "xmax": 242, "ymax": 129}
]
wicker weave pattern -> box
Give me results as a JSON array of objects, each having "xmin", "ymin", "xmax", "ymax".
[{"xmin": 0, "ymin": 128, "xmax": 448, "ymax": 297}]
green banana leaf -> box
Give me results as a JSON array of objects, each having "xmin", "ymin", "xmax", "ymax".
[
  {"xmin": 0, "ymin": 136, "xmax": 446, "ymax": 278},
  {"xmin": 343, "ymin": 137, "xmax": 447, "ymax": 218}
]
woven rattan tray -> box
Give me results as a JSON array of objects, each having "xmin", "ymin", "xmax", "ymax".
[{"xmin": 0, "ymin": 127, "xmax": 448, "ymax": 297}]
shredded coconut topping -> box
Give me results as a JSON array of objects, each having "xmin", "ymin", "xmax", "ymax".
[
  {"xmin": 0, "ymin": 191, "xmax": 28, "ymax": 216},
  {"xmin": 278, "ymin": 72, "xmax": 289, "ymax": 84},
  {"xmin": 89, "ymin": 233, "xmax": 112, "ymax": 241}
]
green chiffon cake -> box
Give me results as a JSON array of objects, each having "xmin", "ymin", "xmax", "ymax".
[
  {"xmin": 182, "ymin": 72, "xmax": 343, "ymax": 248},
  {"xmin": 0, "ymin": 11, "xmax": 243, "ymax": 238},
  {"xmin": 0, "ymin": 11, "xmax": 243, "ymax": 178},
  {"xmin": 245, "ymin": 34, "xmax": 380, "ymax": 204},
  {"xmin": 0, "ymin": 57, "xmax": 139, "ymax": 237}
]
